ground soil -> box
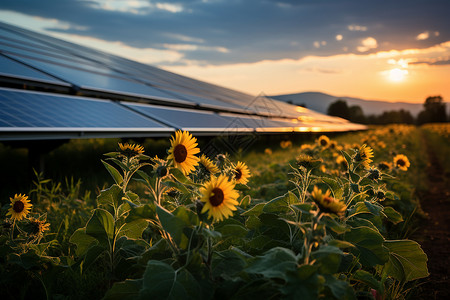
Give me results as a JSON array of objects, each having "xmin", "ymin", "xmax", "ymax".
[{"xmin": 411, "ymin": 133, "xmax": 450, "ymax": 299}]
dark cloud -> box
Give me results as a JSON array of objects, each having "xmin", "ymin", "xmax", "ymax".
[
  {"xmin": 1, "ymin": 0, "xmax": 449, "ymax": 65},
  {"xmin": 410, "ymin": 59, "xmax": 450, "ymax": 66}
]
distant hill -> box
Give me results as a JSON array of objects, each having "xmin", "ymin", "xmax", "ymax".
[{"xmin": 270, "ymin": 92, "xmax": 427, "ymax": 117}]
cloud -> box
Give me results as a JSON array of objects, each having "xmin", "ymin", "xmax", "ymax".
[
  {"xmin": 0, "ymin": 0, "xmax": 450, "ymax": 66},
  {"xmin": 416, "ymin": 31, "xmax": 430, "ymax": 40},
  {"xmin": 357, "ymin": 37, "xmax": 378, "ymax": 52},
  {"xmin": 348, "ymin": 24, "xmax": 367, "ymax": 31}
]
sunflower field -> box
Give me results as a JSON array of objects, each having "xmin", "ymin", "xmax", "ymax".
[{"xmin": 1, "ymin": 124, "xmax": 444, "ymax": 300}]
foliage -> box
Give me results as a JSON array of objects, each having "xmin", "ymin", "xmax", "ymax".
[{"xmin": 0, "ymin": 127, "xmax": 433, "ymax": 299}]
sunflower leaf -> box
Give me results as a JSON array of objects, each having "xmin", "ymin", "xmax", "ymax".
[{"xmin": 102, "ymin": 160, "xmax": 124, "ymax": 186}]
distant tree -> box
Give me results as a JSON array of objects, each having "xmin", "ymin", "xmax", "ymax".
[
  {"xmin": 417, "ymin": 95, "xmax": 447, "ymax": 124},
  {"xmin": 348, "ymin": 105, "xmax": 366, "ymax": 123},
  {"xmin": 378, "ymin": 110, "xmax": 414, "ymax": 124},
  {"xmin": 327, "ymin": 99, "xmax": 350, "ymax": 120}
]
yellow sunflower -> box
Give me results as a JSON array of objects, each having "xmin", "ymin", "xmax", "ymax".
[
  {"xmin": 234, "ymin": 161, "xmax": 251, "ymax": 185},
  {"xmin": 200, "ymin": 175, "xmax": 239, "ymax": 222},
  {"xmin": 310, "ymin": 186, "xmax": 346, "ymax": 215},
  {"xmin": 118, "ymin": 142, "xmax": 145, "ymax": 155},
  {"xmin": 199, "ymin": 154, "xmax": 219, "ymax": 174},
  {"xmin": 317, "ymin": 135, "xmax": 330, "ymax": 147},
  {"xmin": 29, "ymin": 217, "xmax": 50, "ymax": 236},
  {"xmin": 7, "ymin": 194, "xmax": 32, "ymax": 221},
  {"xmin": 355, "ymin": 144, "xmax": 374, "ymax": 169},
  {"xmin": 167, "ymin": 130, "xmax": 200, "ymax": 175},
  {"xmin": 393, "ymin": 154, "xmax": 410, "ymax": 171}
]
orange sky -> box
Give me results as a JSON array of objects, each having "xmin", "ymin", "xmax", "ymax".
[{"xmin": 166, "ymin": 43, "xmax": 450, "ymax": 104}]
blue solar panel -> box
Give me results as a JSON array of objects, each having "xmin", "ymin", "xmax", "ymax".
[
  {"xmin": 0, "ymin": 88, "xmax": 170, "ymax": 130},
  {"xmin": 0, "ymin": 55, "xmax": 69, "ymax": 85}
]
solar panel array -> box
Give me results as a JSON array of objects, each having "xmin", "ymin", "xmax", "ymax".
[{"xmin": 0, "ymin": 21, "xmax": 366, "ymax": 141}]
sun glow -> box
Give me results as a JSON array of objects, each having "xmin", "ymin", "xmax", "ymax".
[{"xmin": 388, "ymin": 68, "xmax": 408, "ymax": 82}]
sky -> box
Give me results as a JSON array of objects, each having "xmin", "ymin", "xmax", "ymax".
[{"xmin": 1, "ymin": 0, "xmax": 450, "ymax": 103}]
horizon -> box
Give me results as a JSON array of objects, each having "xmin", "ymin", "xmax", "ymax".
[{"xmin": 1, "ymin": 1, "xmax": 449, "ymax": 104}]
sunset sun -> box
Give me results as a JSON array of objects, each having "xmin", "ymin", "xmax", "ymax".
[{"xmin": 388, "ymin": 68, "xmax": 408, "ymax": 82}]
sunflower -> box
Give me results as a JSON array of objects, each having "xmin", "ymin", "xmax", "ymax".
[
  {"xmin": 355, "ymin": 144, "xmax": 374, "ymax": 169},
  {"xmin": 393, "ymin": 154, "xmax": 410, "ymax": 171},
  {"xmin": 167, "ymin": 130, "xmax": 200, "ymax": 175},
  {"xmin": 233, "ymin": 161, "xmax": 251, "ymax": 185},
  {"xmin": 310, "ymin": 186, "xmax": 346, "ymax": 215},
  {"xmin": 199, "ymin": 154, "xmax": 219, "ymax": 174},
  {"xmin": 317, "ymin": 135, "xmax": 330, "ymax": 148},
  {"xmin": 153, "ymin": 156, "xmax": 169, "ymax": 178},
  {"xmin": 200, "ymin": 175, "xmax": 239, "ymax": 222},
  {"xmin": 118, "ymin": 142, "xmax": 145, "ymax": 155},
  {"xmin": 265, "ymin": 148, "xmax": 273, "ymax": 155},
  {"xmin": 7, "ymin": 194, "xmax": 32, "ymax": 221},
  {"xmin": 29, "ymin": 217, "xmax": 50, "ymax": 236}
]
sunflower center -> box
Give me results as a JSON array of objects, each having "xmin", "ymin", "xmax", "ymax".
[
  {"xmin": 320, "ymin": 139, "xmax": 328, "ymax": 146},
  {"xmin": 13, "ymin": 200, "xmax": 24, "ymax": 213},
  {"xmin": 209, "ymin": 188, "xmax": 224, "ymax": 207},
  {"xmin": 173, "ymin": 144, "xmax": 188, "ymax": 163},
  {"xmin": 397, "ymin": 159, "xmax": 405, "ymax": 166},
  {"xmin": 235, "ymin": 169, "xmax": 242, "ymax": 180}
]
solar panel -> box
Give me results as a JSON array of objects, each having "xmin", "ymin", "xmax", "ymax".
[
  {"xmin": 122, "ymin": 102, "xmax": 253, "ymax": 133},
  {"xmin": 0, "ymin": 54, "xmax": 70, "ymax": 86},
  {"xmin": 0, "ymin": 88, "xmax": 172, "ymax": 140},
  {"xmin": 0, "ymin": 21, "xmax": 367, "ymax": 140}
]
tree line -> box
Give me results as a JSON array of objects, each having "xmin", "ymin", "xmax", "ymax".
[{"xmin": 326, "ymin": 96, "xmax": 448, "ymax": 125}]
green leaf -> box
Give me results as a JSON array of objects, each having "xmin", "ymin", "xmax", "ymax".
[
  {"xmin": 69, "ymin": 228, "xmax": 99, "ymax": 256},
  {"xmin": 328, "ymin": 239, "xmax": 355, "ymax": 250},
  {"xmin": 140, "ymin": 260, "xmax": 200, "ymax": 300},
  {"xmin": 216, "ymin": 223, "xmax": 248, "ymax": 238},
  {"xmin": 162, "ymin": 180, "xmax": 190, "ymax": 194},
  {"xmin": 291, "ymin": 203, "xmax": 315, "ymax": 215},
  {"xmin": 352, "ymin": 270, "xmax": 383, "ymax": 293},
  {"xmin": 341, "ymin": 150, "xmax": 353, "ymax": 169},
  {"xmin": 102, "ymin": 160, "xmax": 124, "ymax": 185},
  {"xmin": 322, "ymin": 216, "xmax": 349, "ymax": 234},
  {"xmin": 245, "ymin": 247, "xmax": 298, "ymax": 280},
  {"xmin": 321, "ymin": 177, "xmax": 344, "ymax": 199},
  {"xmin": 382, "ymin": 207, "xmax": 404, "ymax": 224},
  {"xmin": 324, "ymin": 274, "xmax": 356, "ymax": 300},
  {"xmin": 97, "ymin": 184, "xmax": 123, "ymax": 209},
  {"xmin": 349, "ymin": 169, "xmax": 360, "ymax": 183},
  {"xmin": 117, "ymin": 219, "xmax": 148, "ymax": 240},
  {"xmin": 103, "ymin": 279, "xmax": 142, "ymax": 300},
  {"xmin": 82, "ymin": 245, "xmax": 106, "ymax": 272},
  {"xmin": 126, "ymin": 203, "xmax": 156, "ymax": 222},
  {"xmin": 382, "ymin": 240, "xmax": 429, "ymax": 282},
  {"xmin": 239, "ymin": 195, "xmax": 251, "ymax": 209},
  {"xmin": 241, "ymin": 202, "xmax": 265, "ymax": 216},
  {"xmin": 86, "ymin": 208, "xmax": 115, "ymax": 247},
  {"xmin": 263, "ymin": 191, "xmax": 298, "ymax": 213},
  {"xmin": 344, "ymin": 226, "xmax": 389, "ymax": 268},
  {"xmin": 170, "ymin": 168, "xmax": 193, "ymax": 185},
  {"xmin": 311, "ymin": 245, "xmax": 343, "ymax": 274},
  {"xmin": 156, "ymin": 205, "xmax": 188, "ymax": 248},
  {"xmin": 281, "ymin": 265, "xmax": 322, "ymax": 300},
  {"xmin": 212, "ymin": 248, "xmax": 248, "ymax": 278}
]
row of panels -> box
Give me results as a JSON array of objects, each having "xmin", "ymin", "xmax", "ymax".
[
  {"xmin": 0, "ymin": 21, "xmax": 364, "ymax": 125},
  {"xmin": 0, "ymin": 88, "xmax": 366, "ymax": 141}
]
